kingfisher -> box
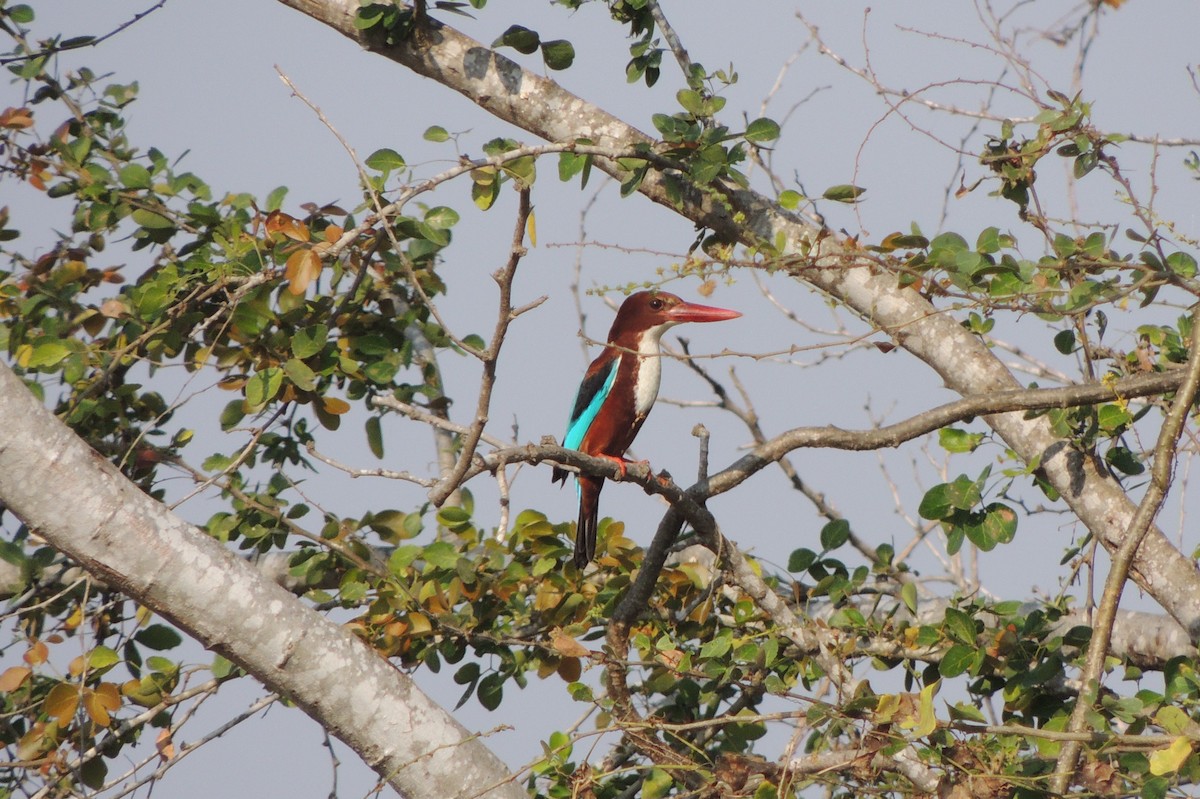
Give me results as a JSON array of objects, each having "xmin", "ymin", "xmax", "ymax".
[{"xmin": 552, "ymin": 291, "xmax": 741, "ymax": 567}]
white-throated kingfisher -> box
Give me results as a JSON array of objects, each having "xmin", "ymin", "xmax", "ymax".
[{"xmin": 552, "ymin": 291, "xmax": 741, "ymax": 567}]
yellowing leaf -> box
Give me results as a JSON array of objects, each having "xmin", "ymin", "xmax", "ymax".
[
  {"xmin": 44, "ymin": 682, "xmax": 80, "ymax": 724},
  {"xmin": 24, "ymin": 639, "xmax": 48, "ymax": 665},
  {"xmin": 1149, "ymin": 736, "xmax": 1192, "ymax": 776},
  {"xmin": 321, "ymin": 396, "xmax": 351, "ymax": 415},
  {"xmin": 407, "ymin": 612, "xmax": 432, "ymax": 636},
  {"xmin": 914, "ymin": 680, "xmax": 939, "ymax": 737},
  {"xmin": 82, "ymin": 682, "xmax": 122, "ymax": 727},
  {"xmin": 526, "ymin": 209, "xmax": 537, "ymax": 247},
  {"xmin": 0, "ymin": 666, "xmax": 32, "ymax": 692},
  {"xmin": 875, "ymin": 693, "xmax": 902, "ymax": 724}
]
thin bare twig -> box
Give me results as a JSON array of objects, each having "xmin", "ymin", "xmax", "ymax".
[{"xmin": 1050, "ymin": 304, "xmax": 1200, "ymax": 794}]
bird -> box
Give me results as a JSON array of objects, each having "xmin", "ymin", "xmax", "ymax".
[{"xmin": 552, "ymin": 291, "xmax": 741, "ymax": 568}]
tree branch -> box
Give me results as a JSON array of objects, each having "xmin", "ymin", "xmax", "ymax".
[
  {"xmin": 1052, "ymin": 304, "xmax": 1200, "ymax": 794},
  {"xmin": 275, "ymin": 0, "xmax": 1200, "ymax": 638},
  {"xmin": 0, "ymin": 361, "xmax": 525, "ymax": 799}
]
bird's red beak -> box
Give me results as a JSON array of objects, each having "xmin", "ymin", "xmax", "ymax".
[{"xmin": 666, "ymin": 301, "xmax": 742, "ymax": 323}]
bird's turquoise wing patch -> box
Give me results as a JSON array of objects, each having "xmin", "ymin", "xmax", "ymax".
[{"xmin": 563, "ymin": 359, "xmax": 618, "ymax": 450}]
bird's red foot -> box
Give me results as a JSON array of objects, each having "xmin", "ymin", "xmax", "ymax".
[{"xmin": 597, "ymin": 455, "xmax": 648, "ymax": 479}]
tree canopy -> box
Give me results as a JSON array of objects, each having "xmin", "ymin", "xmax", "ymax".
[{"xmin": 3, "ymin": 2, "xmax": 1200, "ymax": 798}]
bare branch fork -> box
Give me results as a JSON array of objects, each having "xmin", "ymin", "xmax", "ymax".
[{"xmin": 428, "ymin": 186, "xmax": 538, "ymax": 506}]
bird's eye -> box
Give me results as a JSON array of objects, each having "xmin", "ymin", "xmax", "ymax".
[{"xmin": 649, "ymin": 298, "xmax": 664, "ymax": 310}]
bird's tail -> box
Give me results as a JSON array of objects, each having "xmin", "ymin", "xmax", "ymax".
[{"xmin": 574, "ymin": 475, "xmax": 604, "ymax": 568}]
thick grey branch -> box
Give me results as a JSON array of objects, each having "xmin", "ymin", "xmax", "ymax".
[{"xmin": 0, "ymin": 362, "xmax": 524, "ymax": 799}]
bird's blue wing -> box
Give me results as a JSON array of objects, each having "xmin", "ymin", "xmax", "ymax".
[{"xmin": 563, "ymin": 357, "xmax": 619, "ymax": 450}]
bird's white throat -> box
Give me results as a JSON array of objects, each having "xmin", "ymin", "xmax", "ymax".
[{"xmin": 632, "ymin": 321, "xmax": 676, "ymax": 417}]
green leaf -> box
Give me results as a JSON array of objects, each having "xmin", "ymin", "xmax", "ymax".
[
  {"xmin": 388, "ymin": 545, "xmax": 422, "ymax": 574},
  {"xmin": 540, "ymin": 39, "xmax": 575, "ymax": 70},
  {"xmin": 424, "ymin": 206, "xmax": 460, "ymax": 229},
  {"xmin": 787, "ymin": 548, "xmax": 816, "ymax": 572},
  {"xmin": 27, "ymin": 340, "xmax": 71, "ymax": 368},
  {"xmin": 938, "ymin": 428, "xmax": 983, "ymax": 454},
  {"xmin": 283, "ymin": 358, "xmax": 317, "ymax": 391},
  {"xmin": 819, "ymin": 519, "xmax": 850, "ymax": 551},
  {"xmin": 366, "ymin": 416, "xmax": 384, "ymax": 459},
  {"xmin": 493, "ymin": 24, "xmax": 540, "ymax": 54},
  {"xmin": 245, "ymin": 367, "xmax": 284, "ymax": 409},
  {"xmin": 677, "ymin": 89, "xmax": 706, "ymax": 116},
  {"xmin": 354, "ymin": 5, "xmax": 385, "ymax": 29},
  {"xmin": 131, "ymin": 207, "xmax": 173, "ymax": 229},
  {"xmin": 1053, "ymin": 329, "xmax": 1076, "ymax": 355},
  {"xmin": 118, "ymin": 163, "xmax": 152, "ymax": 189},
  {"xmin": 943, "ymin": 607, "xmax": 976, "ymax": 645},
  {"xmin": 1097, "ymin": 403, "xmax": 1132, "ymax": 433},
  {"xmin": 88, "ymin": 646, "xmax": 120, "ymax": 671},
  {"xmin": 80, "ymin": 759, "xmax": 107, "ymax": 790},
  {"xmin": 1167, "ymin": 251, "xmax": 1197, "ymax": 278},
  {"xmin": 211, "ymin": 654, "xmax": 236, "ymax": 679},
  {"xmin": 219, "ymin": 400, "xmax": 246, "ymax": 431},
  {"xmin": 744, "ymin": 117, "xmax": 781, "ymax": 143},
  {"xmin": 423, "ymin": 125, "xmax": 450, "ymax": 142},
  {"xmin": 975, "ymin": 226, "xmax": 1001, "ymax": 254},
  {"xmin": 421, "ymin": 541, "xmax": 461, "ymax": 570},
  {"xmin": 779, "ymin": 189, "xmax": 802, "ymax": 210},
  {"xmin": 265, "ymin": 185, "xmax": 288, "ymax": 212},
  {"xmin": 900, "ymin": 581, "xmax": 918, "ymax": 614},
  {"xmin": 699, "ymin": 634, "xmax": 732, "ymax": 659},
  {"xmin": 477, "ymin": 673, "xmax": 504, "ymax": 711},
  {"xmin": 939, "ymin": 644, "xmax": 975, "ymax": 678},
  {"xmin": 918, "ymin": 484, "xmax": 953, "ymax": 520},
  {"xmin": 135, "ymin": 624, "xmax": 183, "ymax": 651},
  {"xmin": 1106, "ymin": 445, "xmax": 1145, "ymax": 475},
  {"xmin": 365, "ymin": 148, "xmax": 406, "ymax": 173},
  {"xmin": 643, "ymin": 767, "xmax": 673, "ymax": 799},
  {"xmin": 980, "ymin": 503, "xmax": 1017, "ymax": 546},
  {"xmin": 291, "ymin": 325, "xmax": 328, "ymax": 359},
  {"xmin": 8, "ymin": 5, "xmax": 34, "ymax": 24},
  {"xmin": 436, "ymin": 507, "xmax": 473, "ymax": 535},
  {"xmin": 822, "ymin": 184, "xmax": 866, "ymax": 203},
  {"xmin": 948, "ymin": 701, "xmax": 986, "ymax": 723}
]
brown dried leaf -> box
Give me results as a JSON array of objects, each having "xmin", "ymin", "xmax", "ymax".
[
  {"xmin": 549, "ymin": 628, "xmax": 590, "ymax": 658},
  {"xmin": 0, "ymin": 106, "xmax": 34, "ymax": 129},
  {"xmin": 156, "ymin": 729, "xmax": 175, "ymax": 761},
  {"xmin": 556, "ymin": 657, "xmax": 582, "ymax": 682},
  {"xmin": 284, "ymin": 249, "xmax": 322, "ymax": 295}
]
